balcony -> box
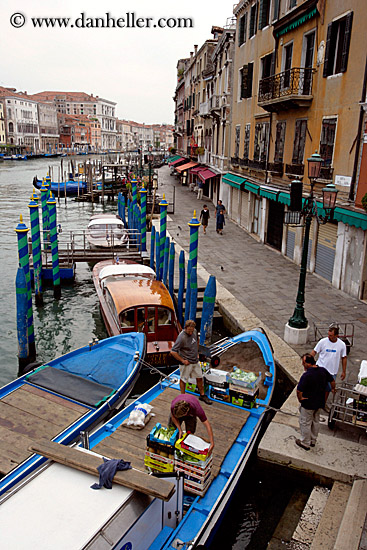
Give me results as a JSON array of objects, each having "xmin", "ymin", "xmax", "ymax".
[
  {"xmin": 248, "ymin": 159, "xmax": 266, "ymax": 171},
  {"xmin": 285, "ymin": 164, "xmax": 305, "ymax": 178},
  {"xmin": 268, "ymin": 162, "xmax": 284, "ymax": 176},
  {"xmin": 231, "ymin": 156, "xmax": 240, "ymax": 166},
  {"xmin": 209, "ymin": 95, "xmax": 220, "ymax": 112},
  {"xmin": 319, "ymin": 165, "xmax": 334, "ymax": 181},
  {"xmin": 258, "ymin": 68, "xmax": 315, "ymax": 113},
  {"xmin": 199, "ymin": 101, "xmax": 209, "ymax": 116}
]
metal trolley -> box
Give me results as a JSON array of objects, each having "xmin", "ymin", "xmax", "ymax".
[{"xmin": 328, "ymin": 382, "xmax": 367, "ymax": 432}]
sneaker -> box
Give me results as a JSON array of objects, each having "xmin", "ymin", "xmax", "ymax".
[
  {"xmin": 295, "ymin": 439, "xmax": 310, "ymax": 451},
  {"xmin": 199, "ymin": 395, "xmax": 212, "ymax": 405},
  {"xmin": 310, "ymin": 442, "xmax": 316, "ymax": 447}
]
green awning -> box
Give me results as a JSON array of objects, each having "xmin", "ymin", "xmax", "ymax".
[
  {"xmin": 275, "ymin": 7, "xmax": 317, "ymax": 38},
  {"xmin": 315, "ymin": 201, "xmax": 367, "ymax": 231},
  {"xmin": 167, "ymin": 154, "xmax": 180, "ymax": 162},
  {"xmin": 244, "ymin": 181, "xmax": 260, "ymax": 194},
  {"xmin": 259, "ymin": 188, "xmax": 279, "ymax": 200},
  {"xmin": 278, "ymin": 192, "xmax": 291, "ymax": 206},
  {"xmin": 222, "ymin": 173, "xmax": 246, "ymax": 189}
]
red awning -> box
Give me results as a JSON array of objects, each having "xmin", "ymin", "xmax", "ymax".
[
  {"xmin": 198, "ymin": 169, "xmax": 217, "ymax": 182},
  {"xmin": 169, "ymin": 157, "xmax": 186, "ymax": 166},
  {"xmin": 176, "ymin": 161, "xmax": 199, "ymax": 172},
  {"xmin": 190, "ymin": 166, "xmax": 205, "ymax": 174}
]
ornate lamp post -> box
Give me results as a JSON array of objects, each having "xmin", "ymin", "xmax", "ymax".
[{"xmin": 285, "ymin": 152, "xmax": 338, "ymax": 343}]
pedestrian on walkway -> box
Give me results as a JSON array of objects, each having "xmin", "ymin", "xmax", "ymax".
[
  {"xmin": 169, "ymin": 394, "xmax": 214, "ymax": 454},
  {"xmin": 200, "ymin": 205, "xmax": 210, "ymax": 234},
  {"xmin": 296, "ymin": 353, "xmax": 336, "ymax": 450},
  {"xmin": 170, "ymin": 320, "xmax": 212, "ymax": 405},
  {"xmin": 215, "ymin": 200, "xmax": 226, "ymax": 234},
  {"xmin": 311, "ymin": 324, "xmax": 347, "ymax": 401},
  {"xmin": 197, "ymin": 180, "xmax": 204, "ymax": 200}
]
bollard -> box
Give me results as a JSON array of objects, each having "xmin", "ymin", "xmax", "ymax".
[
  {"xmin": 184, "ymin": 259, "xmax": 192, "ymax": 324},
  {"xmin": 168, "ymin": 241, "xmax": 175, "ymax": 300},
  {"xmin": 155, "ymin": 229, "xmax": 161, "ymax": 281},
  {"xmin": 199, "ymin": 276, "xmax": 216, "ymax": 346},
  {"xmin": 47, "ymin": 193, "xmax": 61, "ymax": 299},
  {"xmin": 140, "ymin": 185, "xmax": 147, "ymax": 252},
  {"xmin": 15, "ymin": 215, "xmax": 36, "ymax": 362},
  {"xmin": 188, "ymin": 210, "xmax": 200, "ymax": 271},
  {"xmin": 178, "ymin": 250, "xmax": 185, "ymax": 326},
  {"xmin": 28, "ymin": 198, "xmax": 43, "ymax": 306},
  {"xmin": 163, "ymin": 236, "xmax": 170, "ymax": 286},
  {"xmin": 189, "ymin": 266, "xmax": 198, "ymax": 323},
  {"xmin": 159, "ymin": 194, "xmax": 168, "ymax": 280},
  {"xmin": 15, "ymin": 265, "xmax": 29, "ymax": 372},
  {"xmin": 150, "ymin": 225, "xmax": 156, "ymax": 271}
]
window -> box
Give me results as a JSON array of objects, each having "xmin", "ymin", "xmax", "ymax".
[
  {"xmin": 8, "ymin": 122, "xmax": 14, "ymax": 133},
  {"xmin": 249, "ymin": 3, "xmax": 258, "ymax": 38},
  {"xmin": 244, "ymin": 124, "xmax": 251, "ymax": 159},
  {"xmin": 289, "ymin": 0, "xmax": 297, "ymax": 9},
  {"xmin": 282, "ymin": 42, "xmax": 293, "ymax": 87},
  {"xmin": 274, "ymin": 122, "xmax": 286, "ymax": 163},
  {"xmin": 238, "ymin": 12, "xmax": 248, "ymax": 45},
  {"xmin": 258, "ymin": 0, "xmax": 270, "ymax": 30},
  {"xmin": 253, "ymin": 122, "xmax": 269, "ymax": 162},
  {"xmin": 240, "ymin": 63, "xmax": 254, "ymax": 99},
  {"xmin": 235, "ymin": 126, "xmax": 241, "ymax": 158},
  {"xmin": 292, "ymin": 119, "xmax": 307, "ymax": 165},
  {"xmin": 323, "ymin": 12, "xmax": 353, "ymax": 77},
  {"xmin": 320, "ymin": 118, "xmax": 337, "ymax": 166},
  {"xmin": 262, "ymin": 52, "xmax": 275, "ymax": 78}
]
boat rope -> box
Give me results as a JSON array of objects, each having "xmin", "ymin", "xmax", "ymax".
[{"xmin": 138, "ymin": 357, "xmax": 179, "ymax": 386}]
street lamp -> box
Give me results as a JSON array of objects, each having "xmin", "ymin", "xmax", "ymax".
[{"xmin": 285, "ymin": 152, "xmax": 338, "ymax": 339}]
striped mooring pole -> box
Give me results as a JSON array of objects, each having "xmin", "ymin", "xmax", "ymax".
[
  {"xmin": 40, "ymin": 182, "xmax": 50, "ymax": 250},
  {"xmin": 47, "ymin": 193, "xmax": 61, "ymax": 299},
  {"xmin": 131, "ymin": 178, "xmax": 138, "ymax": 233},
  {"xmin": 118, "ymin": 192, "xmax": 123, "ymax": 219},
  {"xmin": 28, "ymin": 198, "xmax": 43, "ymax": 306},
  {"xmin": 140, "ymin": 185, "xmax": 147, "ymax": 252},
  {"xmin": 200, "ymin": 275, "xmax": 217, "ymax": 346},
  {"xmin": 155, "ymin": 229, "xmax": 161, "ymax": 281},
  {"xmin": 15, "ymin": 265, "xmax": 29, "ymax": 371},
  {"xmin": 189, "ymin": 266, "xmax": 198, "ymax": 323},
  {"xmin": 188, "ymin": 210, "xmax": 200, "ymax": 271},
  {"xmin": 184, "ymin": 259, "xmax": 192, "ymax": 324},
  {"xmin": 177, "ymin": 250, "xmax": 185, "ymax": 326},
  {"xmin": 168, "ymin": 241, "xmax": 175, "ymax": 300},
  {"xmin": 159, "ymin": 194, "xmax": 168, "ymax": 279},
  {"xmin": 15, "ymin": 215, "xmax": 36, "ymax": 362},
  {"xmin": 150, "ymin": 225, "xmax": 156, "ymax": 270},
  {"xmin": 163, "ymin": 236, "xmax": 170, "ymax": 286},
  {"xmin": 120, "ymin": 194, "xmax": 126, "ymax": 227}
]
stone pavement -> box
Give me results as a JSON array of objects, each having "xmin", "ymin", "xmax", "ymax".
[{"xmin": 158, "ymin": 165, "xmax": 367, "ymax": 385}]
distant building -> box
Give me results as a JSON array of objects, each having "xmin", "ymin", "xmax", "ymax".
[
  {"xmin": 0, "ymin": 86, "xmax": 39, "ymax": 151},
  {"xmin": 0, "ymin": 103, "xmax": 6, "ymax": 147},
  {"xmin": 37, "ymin": 102, "xmax": 58, "ymax": 153},
  {"xmin": 58, "ymin": 113, "xmax": 92, "ymax": 151}
]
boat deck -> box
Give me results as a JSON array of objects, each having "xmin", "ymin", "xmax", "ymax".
[
  {"xmin": 93, "ymin": 387, "xmax": 250, "ymax": 479},
  {"xmin": 0, "ymin": 384, "xmax": 88, "ymax": 476}
]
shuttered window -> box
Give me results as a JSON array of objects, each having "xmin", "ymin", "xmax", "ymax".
[
  {"xmin": 244, "ymin": 124, "xmax": 251, "ymax": 159},
  {"xmin": 272, "ymin": 0, "xmax": 280, "ymax": 22},
  {"xmin": 235, "ymin": 126, "xmax": 241, "ymax": 157},
  {"xmin": 320, "ymin": 118, "xmax": 337, "ymax": 166},
  {"xmin": 254, "ymin": 122, "xmax": 270, "ymax": 162},
  {"xmin": 249, "ymin": 3, "xmax": 258, "ymax": 38},
  {"xmin": 274, "ymin": 121, "xmax": 286, "ymax": 163},
  {"xmin": 240, "ymin": 63, "xmax": 254, "ymax": 99},
  {"xmin": 258, "ymin": 0, "xmax": 270, "ymax": 30},
  {"xmin": 292, "ymin": 119, "xmax": 307, "ymax": 165},
  {"xmin": 323, "ymin": 12, "xmax": 353, "ymax": 77},
  {"xmin": 239, "ymin": 12, "xmax": 248, "ymax": 45}
]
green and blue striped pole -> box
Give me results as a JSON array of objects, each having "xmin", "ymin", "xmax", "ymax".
[
  {"xmin": 28, "ymin": 198, "xmax": 43, "ymax": 306},
  {"xmin": 184, "ymin": 259, "xmax": 192, "ymax": 324},
  {"xmin": 40, "ymin": 182, "xmax": 49, "ymax": 250},
  {"xmin": 200, "ymin": 276, "xmax": 217, "ymax": 346},
  {"xmin": 140, "ymin": 185, "xmax": 147, "ymax": 252},
  {"xmin": 163, "ymin": 236, "xmax": 170, "ymax": 286},
  {"xmin": 178, "ymin": 250, "xmax": 185, "ymax": 325},
  {"xmin": 189, "ymin": 266, "xmax": 198, "ymax": 323},
  {"xmin": 120, "ymin": 194, "xmax": 126, "ymax": 227},
  {"xmin": 168, "ymin": 241, "xmax": 175, "ymax": 300},
  {"xmin": 155, "ymin": 229, "xmax": 161, "ymax": 281},
  {"xmin": 159, "ymin": 194, "xmax": 168, "ymax": 280},
  {"xmin": 135, "ymin": 204, "xmax": 141, "ymax": 247},
  {"xmin": 131, "ymin": 177, "xmax": 138, "ymax": 232},
  {"xmin": 15, "ymin": 265, "xmax": 29, "ymax": 372},
  {"xmin": 47, "ymin": 194, "xmax": 61, "ymax": 299},
  {"xmin": 150, "ymin": 225, "xmax": 156, "ymax": 270},
  {"xmin": 188, "ymin": 210, "xmax": 200, "ymax": 271},
  {"xmin": 15, "ymin": 215, "xmax": 36, "ymax": 362},
  {"xmin": 118, "ymin": 192, "xmax": 123, "ymax": 219}
]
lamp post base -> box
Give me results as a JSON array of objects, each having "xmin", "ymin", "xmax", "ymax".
[{"xmin": 284, "ymin": 322, "xmax": 309, "ymax": 345}]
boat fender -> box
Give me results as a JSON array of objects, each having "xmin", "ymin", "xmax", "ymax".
[
  {"xmin": 21, "ymin": 361, "xmax": 42, "ymax": 375},
  {"xmin": 211, "ymin": 356, "xmax": 220, "ymax": 368}
]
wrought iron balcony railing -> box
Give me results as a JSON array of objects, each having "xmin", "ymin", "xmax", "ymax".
[
  {"xmin": 258, "ymin": 68, "xmax": 315, "ymax": 107},
  {"xmin": 285, "ymin": 163, "xmax": 305, "ymax": 177}
]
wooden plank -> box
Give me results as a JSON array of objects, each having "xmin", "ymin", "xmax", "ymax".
[
  {"xmin": 2, "ymin": 387, "xmax": 84, "ymax": 427},
  {"xmin": 29, "ymin": 440, "xmax": 175, "ymax": 502},
  {"xmin": 0, "ymin": 426, "xmax": 36, "ymax": 468},
  {"xmin": 0, "ymin": 456, "xmax": 18, "ymax": 476},
  {"xmin": 0, "ymin": 402, "xmax": 61, "ymax": 440},
  {"xmin": 23, "ymin": 384, "xmax": 88, "ymax": 414}
]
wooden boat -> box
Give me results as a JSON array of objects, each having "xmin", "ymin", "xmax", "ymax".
[
  {"xmin": 0, "ymin": 329, "xmax": 275, "ymax": 549},
  {"xmin": 0, "ymin": 332, "xmax": 145, "ymax": 497},
  {"xmin": 32, "ymin": 176, "xmax": 87, "ymax": 196},
  {"xmin": 87, "ymin": 214, "xmax": 128, "ymax": 249},
  {"xmin": 93, "ymin": 259, "xmax": 181, "ymax": 366}
]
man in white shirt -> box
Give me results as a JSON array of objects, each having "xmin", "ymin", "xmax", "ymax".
[{"xmin": 311, "ymin": 324, "xmax": 347, "ymax": 399}]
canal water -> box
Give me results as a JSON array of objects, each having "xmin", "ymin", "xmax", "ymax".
[{"xmin": 0, "ymin": 157, "xmax": 307, "ymax": 548}]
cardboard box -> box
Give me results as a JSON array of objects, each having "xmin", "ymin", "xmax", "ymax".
[
  {"xmin": 229, "ymin": 389, "xmax": 257, "ymax": 409},
  {"xmin": 210, "ymin": 387, "xmax": 231, "ymax": 403},
  {"xmin": 204, "ymin": 369, "xmax": 229, "ymax": 389},
  {"xmin": 227, "ymin": 369, "xmax": 261, "ymax": 390},
  {"xmin": 185, "ymin": 378, "xmax": 209, "ymax": 395}
]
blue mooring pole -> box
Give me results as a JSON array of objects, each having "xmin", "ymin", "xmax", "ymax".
[
  {"xmin": 120, "ymin": 194, "xmax": 126, "ymax": 227},
  {"xmin": 155, "ymin": 229, "xmax": 161, "ymax": 281},
  {"xmin": 184, "ymin": 259, "xmax": 192, "ymax": 324},
  {"xmin": 200, "ymin": 275, "xmax": 217, "ymax": 346},
  {"xmin": 150, "ymin": 225, "xmax": 156, "ymax": 271},
  {"xmin": 29, "ymin": 198, "xmax": 43, "ymax": 306},
  {"xmin": 168, "ymin": 241, "xmax": 175, "ymax": 300},
  {"xmin": 178, "ymin": 250, "xmax": 185, "ymax": 326},
  {"xmin": 15, "ymin": 265, "xmax": 29, "ymax": 372},
  {"xmin": 189, "ymin": 266, "xmax": 198, "ymax": 323},
  {"xmin": 163, "ymin": 236, "xmax": 169, "ymax": 286}
]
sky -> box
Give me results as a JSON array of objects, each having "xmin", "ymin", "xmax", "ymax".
[{"xmin": 0, "ymin": 0, "xmax": 235, "ymax": 125}]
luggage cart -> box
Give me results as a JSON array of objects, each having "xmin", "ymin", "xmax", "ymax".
[
  {"xmin": 314, "ymin": 323, "xmax": 354, "ymax": 355},
  {"xmin": 328, "ymin": 382, "xmax": 367, "ymax": 432}
]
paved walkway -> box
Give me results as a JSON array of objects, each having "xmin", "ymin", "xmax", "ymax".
[{"xmin": 158, "ymin": 165, "xmax": 367, "ymax": 384}]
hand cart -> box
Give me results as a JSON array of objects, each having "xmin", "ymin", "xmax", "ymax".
[{"xmin": 328, "ymin": 382, "xmax": 367, "ymax": 432}]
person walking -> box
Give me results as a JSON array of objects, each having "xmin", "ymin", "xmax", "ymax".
[
  {"xmin": 200, "ymin": 205, "xmax": 210, "ymax": 234},
  {"xmin": 215, "ymin": 200, "xmax": 226, "ymax": 234},
  {"xmin": 170, "ymin": 320, "xmax": 212, "ymax": 404},
  {"xmin": 169, "ymin": 394, "xmax": 214, "ymax": 454},
  {"xmin": 296, "ymin": 353, "xmax": 336, "ymax": 450},
  {"xmin": 197, "ymin": 180, "xmax": 204, "ymax": 200}
]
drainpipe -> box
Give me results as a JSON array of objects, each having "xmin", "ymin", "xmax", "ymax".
[{"xmin": 350, "ymin": 53, "xmax": 367, "ymax": 201}]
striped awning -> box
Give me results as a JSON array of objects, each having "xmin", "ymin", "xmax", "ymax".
[
  {"xmin": 198, "ymin": 169, "xmax": 216, "ymax": 182},
  {"xmin": 169, "ymin": 157, "xmax": 187, "ymax": 166},
  {"xmin": 222, "ymin": 173, "xmax": 246, "ymax": 189},
  {"xmin": 191, "ymin": 166, "xmax": 205, "ymax": 174},
  {"xmin": 244, "ymin": 181, "xmax": 260, "ymax": 194},
  {"xmin": 259, "ymin": 187, "xmax": 279, "ymax": 200},
  {"xmin": 176, "ymin": 161, "xmax": 199, "ymax": 172}
]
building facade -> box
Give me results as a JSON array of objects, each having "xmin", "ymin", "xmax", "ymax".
[
  {"xmin": 0, "ymin": 87, "xmax": 40, "ymax": 151},
  {"xmin": 0, "ymin": 102, "xmax": 6, "ymax": 147},
  {"xmin": 37, "ymin": 102, "xmax": 58, "ymax": 153}
]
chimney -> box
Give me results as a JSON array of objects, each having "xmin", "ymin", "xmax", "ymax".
[
  {"xmin": 194, "ymin": 45, "xmax": 198, "ymax": 55},
  {"xmin": 190, "ymin": 52, "xmax": 193, "ymax": 62}
]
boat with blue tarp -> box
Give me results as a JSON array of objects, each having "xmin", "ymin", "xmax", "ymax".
[
  {"xmin": 32, "ymin": 176, "xmax": 87, "ymax": 196},
  {"xmin": 0, "ymin": 332, "xmax": 145, "ymax": 497}
]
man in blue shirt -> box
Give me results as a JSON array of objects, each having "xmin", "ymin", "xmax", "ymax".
[{"xmin": 296, "ymin": 353, "xmax": 336, "ymax": 450}]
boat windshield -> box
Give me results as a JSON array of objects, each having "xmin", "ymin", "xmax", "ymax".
[{"xmin": 89, "ymin": 223, "xmax": 124, "ymax": 239}]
